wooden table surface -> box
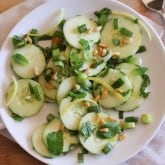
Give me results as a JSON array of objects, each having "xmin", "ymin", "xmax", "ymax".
[{"xmin": 0, "ymin": 0, "xmax": 163, "ymax": 165}]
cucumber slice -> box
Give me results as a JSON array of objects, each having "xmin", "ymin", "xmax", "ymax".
[
  {"xmin": 59, "ymin": 97, "xmax": 97, "ymax": 130},
  {"xmin": 12, "ymin": 44, "xmax": 46, "ymax": 78},
  {"xmin": 79, "ymin": 112, "xmax": 119, "ymax": 154},
  {"xmin": 116, "ymin": 63, "xmax": 148, "ymax": 111},
  {"xmin": 87, "ymin": 62, "xmax": 106, "ymax": 76},
  {"xmin": 38, "ymin": 58, "xmax": 59, "ymax": 102},
  {"xmin": 38, "ymin": 74, "xmax": 58, "ymax": 102},
  {"xmin": 6, "ymin": 79, "xmax": 44, "ymax": 117},
  {"xmin": 32, "ymin": 124, "xmax": 53, "ymax": 158},
  {"xmin": 56, "ymin": 76, "xmax": 76, "ymax": 104},
  {"xmin": 93, "ymin": 68, "xmax": 132, "ymax": 108},
  {"xmin": 43, "ymin": 118, "xmax": 79, "ymax": 153},
  {"xmin": 63, "ymin": 15, "xmax": 100, "ymax": 49},
  {"xmin": 101, "ymin": 16, "xmax": 142, "ymax": 59}
]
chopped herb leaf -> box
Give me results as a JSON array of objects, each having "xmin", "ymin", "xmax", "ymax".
[
  {"xmin": 134, "ymin": 67, "xmax": 148, "ymax": 76},
  {"xmin": 78, "ymin": 24, "xmax": 88, "ymax": 33},
  {"xmin": 70, "ymin": 51, "xmax": 84, "ymax": 70},
  {"xmin": 111, "ymin": 78, "xmax": 124, "ymax": 89},
  {"xmin": 136, "ymin": 45, "xmax": 147, "ymax": 54},
  {"xmin": 97, "ymin": 122, "xmax": 121, "ymax": 139},
  {"xmin": 102, "ymin": 143, "xmax": 113, "ymax": 154},
  {"xmin": 80, "ymin": 121, "xmax": 96, "ymax": 139},
  {"xmin": 47, "ymin": 131, "xmax": 63, "ymax": 155},
  {"xmin": 112, "ymin": 38, "xmax": 120, "ymax": 46},
  {"xmin": 95, "ymin": 8, "xmax": 112, "ymax": 26},
  {"xmin": 11, "ymin": 112, "xmax": 24, "ymax": 121},
  {"xmin": 119, "ymin": 27, "xmax": 133, "ymax": 37},
  {"xmin": 12, "ymin": 53, "xmax": 29, "ymax": 65},
  {"xmin": 53, "ymin": 30, "xmax": 64, "ymax": 38},
  {"xmin": 113, "ymin": 18, "xmax": 119, "ymax": 29},
  {"xmin": 79, "ymin": 39, "xmax": 90, "ymax": 50},
  {"xmin": 29, "ymin": 83, "xmax": 41, "ymax": 101}
]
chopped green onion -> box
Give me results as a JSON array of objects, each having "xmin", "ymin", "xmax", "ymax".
[
  {"xmin": 119, "ymin": 111, "xmax": 124, "ymax": 119},
  {"xmin": 125, "ymin": 116, "xmax": 138, "ymax": 123},
  {"xmin": 112, "ymin": 38, "xmax": 120, "ymax": 46},
  {"xmin": 94, "ymin": 8, "xmax": 112, "ymax": 26},
  {"xmin": 87, "ymin": 106, "xmax": 100, "ymax": 113},
  {"xmin": 119, "ymin": 27, "xmax": 133, "ymax": 37},
  {"xmin": 140, "ymin": 113, "xmax": 153, "ymax": 124},
  {"xmin": 111, "ymin": 78, "xmax": 124, "ymax": 89},
  {"xmin": 78, "ymin": 153, "xmax": 84, "ymax": 163},
  {"xmin": 123, "ymin": 122, "xmax": 136, "ymax": 129},
  {"xmin": 102, "ymin": 143, "xmax": 113, "ymax": 154},
  {"xmin": 12, "ymin": 53, "xmax": 29, "ymax": 65},
  {"xmin": 78, "ymin": 24, "xmax": 88, "ymax": 33},
  {"xmin": 79, "ymin": 39, "xmax": 90, "ymax": 50},
  {"xmin": 136, "ymin": 45, "xmax": 147, "ymax": 54},
  {"xmin": 113, "ymin": 18, "xmax": 119, "ymax": 29},
  {"xmin": 12, "ymin": 35, "xmax": 26, "ymax": 48}
]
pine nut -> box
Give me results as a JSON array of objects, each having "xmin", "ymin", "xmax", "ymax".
[
  {"xmin": 33, "ymin": 66, "xmax": 39, "ymax": 76},
  {"xmin": 94, "ymin": 95, "xmax": 101, "ymax": 102},
  {"xmin": 45, "ymin": 82, "xmax": 54, "ymax": 89},
  {"xmin": 74, "ymin": 84, "xmax": 80, "ymax": 90},
  {"xmin": 98, "ymin": 43, "xmax": 108, "ymax": 48},
  {"xmin": 99, "ymin": 128, "xmax": 109, "ymax": 133},
  {"xmin": 118, "ymin": 133, "xmax": 126, "ymax": 141},
  {"xmin": 93, "ymin": 26, "xmax": 102, "ymax": 32}
]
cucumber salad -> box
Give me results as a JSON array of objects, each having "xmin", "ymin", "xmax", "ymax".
[{"xmin": 6, "ymin": 8, "xmax": 151, "ymax": 162}]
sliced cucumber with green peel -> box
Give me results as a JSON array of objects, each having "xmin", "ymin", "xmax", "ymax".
[
  {"xmin": 63, "ymin": 15, "xmax": 100, "ymax": 49},
  {"xmin": 32, "ymin": 124, "xmax": 53, "ymax": 158},
  {"xmin": 59, "ymin": 97, "xmax": 97, "ymax": 130},
  {"xmin": 38, "ymin": 58, "xmax": 58, "ymax": 102},
  {"xmin": 38, "ymin": 74, "xmax": 58, "ymax": 102},
  {"xmin": 79, "ymin": 112, "xmax": 119, "ymax": 154},
  {"xmin": 6, "ymin": 79, "xmax": 44, "ymax": 117},
  {"xmin": 101, "ymin": 16, "xmax": 142, "ymax": 58},
  {"xmin": 93, "ymin": 68, "xmax": 132, "ymax": 108},
  {"xmin": 56, "ymin": 76, "xmax": 76, "ymax": 104},
  {"xmin": 115, "ymin": 63, "xmax": 149, "ymax": 111},
  {"xmin": 12, "ymin": 44, "xmax": 46, "ymax": 78},
  {"xmin": 43, "ymin": 117, "xmax": 79, "ymax": 153}
]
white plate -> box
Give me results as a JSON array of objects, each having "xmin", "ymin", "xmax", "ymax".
[{"xmin": 0, "ymin": 0, "xmax": 165, "ymax": 164}]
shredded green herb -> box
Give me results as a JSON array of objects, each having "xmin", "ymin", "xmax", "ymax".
[
  {"xmin": 29, "ymin": 83, "xmax": 41, "ymax": 101},
  {"xmin": 47, "ymin": 131, "xmax": 64, "ymax": 155},
  {"xmin": 136, "ymin": 45, "xmax": 147, "ymax": 54},
  {"xmin": 111, "ymin": 78, "xmax": 124, "ymax": 89},
  {"xmin": 78, "ymin": 24, "xmax": 88, "ymax": 33},
  {"xmin": 102, "ymin": 143, "xmax": 113, "ymax": 154},
  {"xmin": 12, "ymin": 53, "xmax": 29, "ymax": 65}
]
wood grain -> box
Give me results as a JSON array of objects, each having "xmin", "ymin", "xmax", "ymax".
[
  {"xmin": 0, "ymin": 0, "xmax": 163, "ymax": 165},
  {"xmin": 0, "ymin": 0, "xmax": 23, "ymax": 13}
]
